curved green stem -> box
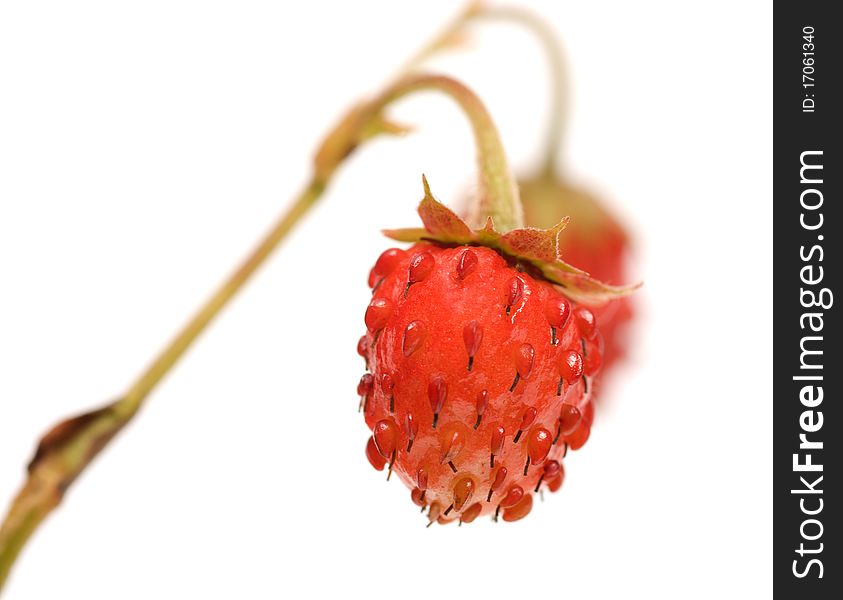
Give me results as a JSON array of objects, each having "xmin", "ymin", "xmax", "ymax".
[
  {"xmin": 0, "ymin": 72, "xmax": 517, "ymax": 593},
  {"xmin": 393, "ymin": 1, "xmax": 484, "ymax": 77},
  {"xmin": 381, "ymin": 75, "xmax": 521, "ymax": 231},
  {"xmin": 407, "ymin": 3, "xmax": 570, "ymax": 179},
  {"xmin": 476, "ymin": 6, "xmax": 569, "ymax": 178}
]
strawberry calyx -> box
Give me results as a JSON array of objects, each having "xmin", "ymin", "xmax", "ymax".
[{"xmin": 384, "ymin": 176, "xmax": 639, "ymax": 304}]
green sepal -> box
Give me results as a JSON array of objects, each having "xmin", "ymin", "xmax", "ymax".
[{"xmin": 383, "ymin": 176, "xmax": 640, "ymax": 304}]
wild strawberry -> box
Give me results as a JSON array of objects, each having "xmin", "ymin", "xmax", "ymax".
[{"xmin": 357, "ymin": 178, "xmax": 634, "ymax": 525}]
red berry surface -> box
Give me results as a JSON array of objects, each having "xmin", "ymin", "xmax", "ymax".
[{"xmin": 358, "ymin": 243, "xmax": 599, "ymax": 524}]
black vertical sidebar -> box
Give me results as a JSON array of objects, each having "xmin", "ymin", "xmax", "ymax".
[{"xmin": 773, "ymin": 3, "xmax": 840, "ymax": 598}]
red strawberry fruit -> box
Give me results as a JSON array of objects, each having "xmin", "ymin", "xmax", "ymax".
[{"xmin": 357, "ymin": 178, "xmax": 633, "ymax": 525}]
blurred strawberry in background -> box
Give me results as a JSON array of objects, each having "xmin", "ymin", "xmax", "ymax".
[{"xmin": 518, "ymin": 173, "xmax": 634, "ymax": 375}]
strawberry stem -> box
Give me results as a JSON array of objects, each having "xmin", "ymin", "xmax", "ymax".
[
  {"xmin": 476, "ymin": 6, "xmax": 569, "ymax": 179},
  {"xmin": 406, "ymin": 3, "xmax": 570, "ymax": 179},
  {"xmin": 378, "ymin": 75, "xmax": 523, "ymax": 232},
  {"xmin": 315, "ymin": 74, "xmax": 522, "ymax": 231}
]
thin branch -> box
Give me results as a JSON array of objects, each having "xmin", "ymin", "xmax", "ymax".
[{"xmin": 0, "ymin": 71, "xmax": 518, "ymax": 593}]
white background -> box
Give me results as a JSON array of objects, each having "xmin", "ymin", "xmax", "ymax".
[{"xmin": 0, "ymin": 1, "xmax": 771, "ymax": 598}]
